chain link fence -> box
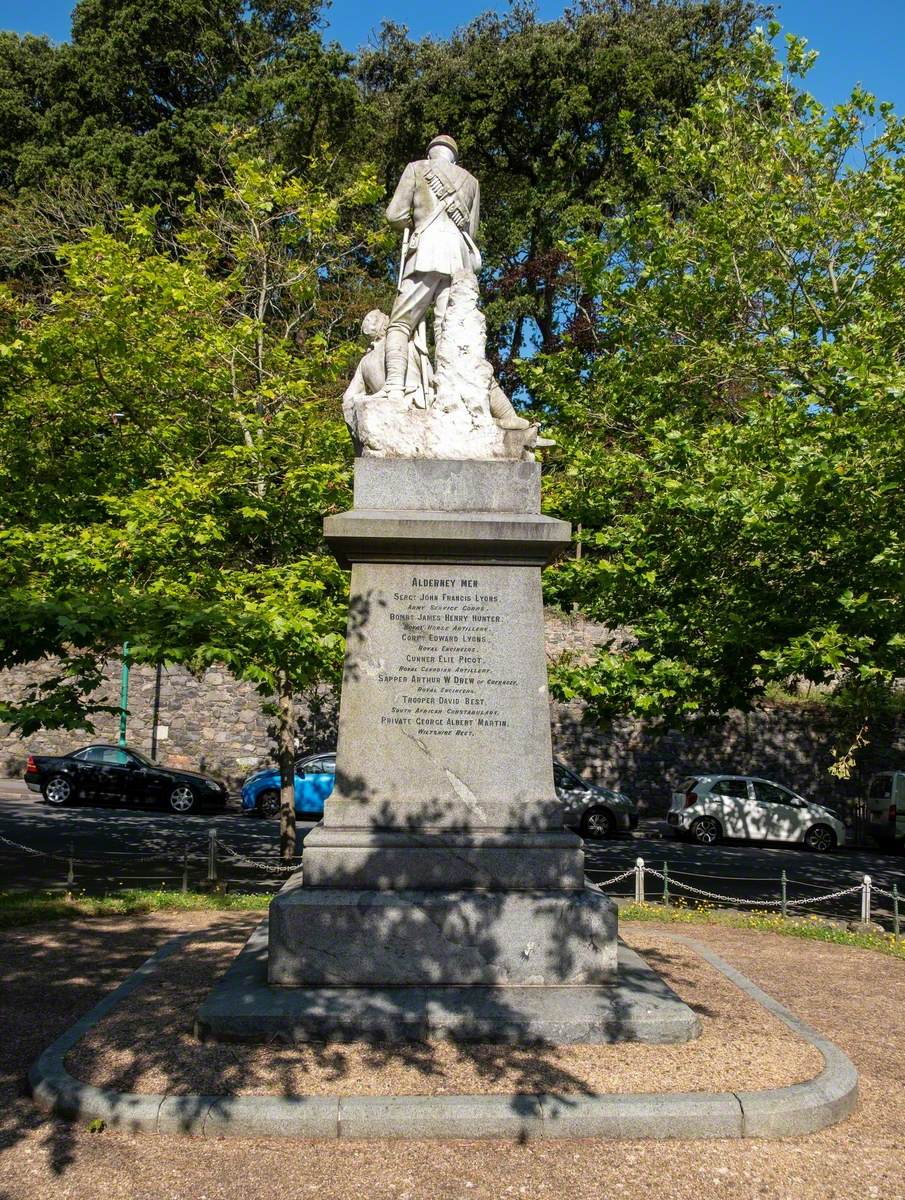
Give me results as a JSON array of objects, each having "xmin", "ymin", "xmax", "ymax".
[
  {"xmin": 0, "ymin": 833, "xmax": 901, "ymax": 937},
  {"xmin": 0, "ymin": 830, "xmax": 301, "ymax": 893}
]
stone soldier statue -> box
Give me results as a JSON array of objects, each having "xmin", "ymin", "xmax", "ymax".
[
  {"xmin": 383, "ymin": 133, "xmax": 480, "ymax": 405},
  {"xmin": 384, "ymin": 134, "xmax": 530, "ymax": 431}
]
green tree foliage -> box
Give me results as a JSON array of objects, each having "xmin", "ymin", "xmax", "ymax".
[
  {"xmin": 0, "ymin": 144, "xmax": 381, "ymax": 851},
  {"xmin": 536, "ymin": 28, "xmax": 905, "ymax": 725},
  {"xmin": 356, "ymin": 0, "xmax": 767, "ymax": 391},
  {"xmin": 0, "ymin": 1, "xmax": 359, "ymax": 201},
  {"xmin": 1, "ymin": 0, "xmax": 765, "ymax": 329},
  {"xmin": 3, "ymin": 1, "xmax": 902, "ymax": 774}
]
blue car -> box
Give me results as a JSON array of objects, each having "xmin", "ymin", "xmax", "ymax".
[{"xmin": 241, "ymin": 751, "xmax": 336, "ymax": 818}]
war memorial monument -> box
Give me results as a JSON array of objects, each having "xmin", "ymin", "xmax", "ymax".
[{"xmin": 199, "ymin": 135, "xmax": 698, "ymax": 1045}]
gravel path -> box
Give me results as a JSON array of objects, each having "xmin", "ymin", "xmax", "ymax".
[
  {"xmin": 65, "ymin": 924, "xmax": 821, "ymax": 1098},
  {"xmin": 2, "ymin": 913, "xmax": 903, "ymax": 1199}
]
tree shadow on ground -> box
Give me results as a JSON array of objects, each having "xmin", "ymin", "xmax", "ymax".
[
  {"xmin": 35, "ymin": 791, "xmax": 699, "ymax": 1146},
  {"xmin": 0, "ymin": 913, "xmax": 250, "ymax": 1179},
  {"xmin": 64, "ymin": 919, "xmax": 609, "ymax": 1103}
]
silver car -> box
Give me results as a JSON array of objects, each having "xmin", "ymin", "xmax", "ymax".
[
  {"xmin": 668, "ymin": 775, "xmax": 845, "ymax": 851},
  {"xmin": 554, "ymin": 761, "xmax": 638, "ymax": 839}
]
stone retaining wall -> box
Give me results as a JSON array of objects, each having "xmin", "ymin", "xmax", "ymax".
[
  {"xmin": 552, "ymin": 701, "xmax": 905, "ymax": 815},
  {"xmin": 2, "ymin": 611, "xmax": 902, "ymax": 811},
  {"xmin": 0, "ymin": 660, "xmax": 272, "ymax": 787}
]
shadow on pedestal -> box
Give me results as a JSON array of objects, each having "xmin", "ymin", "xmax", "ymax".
[
  {"xmin": 196, "ymin": 460, "xmax": 699, "ymax": 1048},
  {"xmin": 196, "ymin": 915, "xmax": 701, "ymax": 1045}
]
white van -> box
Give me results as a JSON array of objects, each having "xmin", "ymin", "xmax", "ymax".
[{"xmin": 866, "ymin": 772, "xmax": 905, "ymax": 849}]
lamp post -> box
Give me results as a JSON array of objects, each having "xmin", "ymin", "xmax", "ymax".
[{"xmin": 118, "ymin": 642, "xmax": 130, "ymax": 746}]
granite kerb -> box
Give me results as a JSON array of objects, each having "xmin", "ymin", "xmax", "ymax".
[{"xmin": 29, "ymin": 931, "xmax": 858, "ymax": 1140}]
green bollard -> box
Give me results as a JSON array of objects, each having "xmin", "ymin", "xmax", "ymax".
[
  {"xmin": 662, "ymin": 861, "xmax": 670, "ymax": 909},
  {"xmin": 781, "ymin": 869, "xmax": 787, "ymax": 919},
  {"xmin": 894, "ymin": 884, "xmax": 900, "ymax": 944}
]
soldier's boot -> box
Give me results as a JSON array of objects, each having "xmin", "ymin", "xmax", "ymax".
[
  {"xmin": 383, "ymin": 328, "xmax": 409, "ymax": 404},
  {"xmin": 489, "ymin": 381, "xmax": 531, "ymax": 430}
]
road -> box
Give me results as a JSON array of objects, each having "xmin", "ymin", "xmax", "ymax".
[
  {"xmin": 0, "ymin": 783, "xmax": 315, "ymax": 894},
  {"xmin": 1, "ymin": 782, "xmax": 902, "ymax": 923}
]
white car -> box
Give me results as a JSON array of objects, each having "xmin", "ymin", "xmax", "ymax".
[{"xmin": 668, "ymin": 775, "xmax": 845, "ymax": 851}]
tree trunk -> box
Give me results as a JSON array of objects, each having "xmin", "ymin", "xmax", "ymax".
[
  {"xmin": 508, "ymin": 313, "xmax": 526, "ymax": 367},
  {"xmin": 277, "ymin": 672, "xmax": 297, "ymax": 861},
  {"xmin": 539, "ymin": 278, "xmax": 556, "ymax": 351}
]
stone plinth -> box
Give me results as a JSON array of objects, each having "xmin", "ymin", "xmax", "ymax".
[
  {"xmin": 198, "ymin": 925, "xmax": 700, "ymax": 1045},
  {"xmin": 269, "ymin": 874, "xmax": 617, "ymax": 987},
  {"xmin": 267, "ymin": 458, "xmax": 619, "ymax": 997},
  {"xmin": 298, "ymin": 828, "xmax": 585, "ymax": 890},
  {"xmin": 197, "ymin": 458, "xmax": 702, "ymax": 1045},
  {"xmin": 352, "ymin": 457, "xmax": 541, "ymax": 513}
]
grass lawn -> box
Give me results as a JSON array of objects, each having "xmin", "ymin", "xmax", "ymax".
[
  {"xmin": 1, "ymin": 887, "xmax": 902, "ymax": 960},
  {"xmin": 0, "ymin": 887, "xmax": 271, "ymax": 928}
]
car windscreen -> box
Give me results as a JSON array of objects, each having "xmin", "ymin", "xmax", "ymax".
[
  {"xmin": 553, "ymin": 764, "xmax": 581, "ymax": 788},
  {"xmin": 84, "ymin": 747, "xmax": 132, "ymax": 765},
  {"xmin": 868, "ymin": 775, "xmax": 892, "ymax": 800},
  {"xmin": 676, "ymin": 777, "xmax": 701, "ymax": 792},
  {"xmin": 296, "ymin": 756, "xmax": 336, "ymax": 774}
]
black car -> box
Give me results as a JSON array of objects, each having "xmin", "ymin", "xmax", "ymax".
[{"xmin": 24, "ymin": 744, "xmax": 229, "ymax": 814}]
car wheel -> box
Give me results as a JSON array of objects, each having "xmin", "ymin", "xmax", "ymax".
[
  {"xmin": 804, "ymin": 823, "xmax": 836, "ymax": 853},
  {"xmin": 168, "ymin": 785, "xmax": 196, "ymax": 815},
  {"xmin": 257, "ymin": 789, "xmax": 281, "ymax": 819},
  {"xmin": 690, "ymin": 816, "xmax": 722, "ymax": 846},
  {"xmin": 581, "ymin": 807, "xmax": 614, "ymax": 840},
  {"xmin": 43, "ymin": 775, "xmax": 72, "ymax": 806}
]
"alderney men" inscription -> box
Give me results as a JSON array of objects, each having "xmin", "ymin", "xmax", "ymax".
[{"xmin": 377, "ymin": 574, "xmax": 514, "ymax": 735}]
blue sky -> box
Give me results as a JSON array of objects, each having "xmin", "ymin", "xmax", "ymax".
[{"xmin": 1, "ymin": 0, "xmax": 903, "ymax": 115}]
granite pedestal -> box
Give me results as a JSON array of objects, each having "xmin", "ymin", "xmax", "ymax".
[
  {"xmin": 198, "ymin": 923, "xmax": 701, "ymax": 1044},
  {"xmin": 275, "ymin": 457, "xmax": 618, "ymax": 993},
  {"xmin": 200, "ymin": 458, "xmax": 698, "ymax": 1044}
]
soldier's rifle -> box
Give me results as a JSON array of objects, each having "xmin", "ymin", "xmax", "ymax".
[
  {"xmin": 397, "ymin": 227, "xmax": 410, "ymax": 287},
  {"xmin": 395, "ymin": 225, "xmax": 433, "ymax": 409}
]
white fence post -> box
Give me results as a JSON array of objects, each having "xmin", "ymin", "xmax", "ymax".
[
  {"xmin": 860, "ymin": 875, "xmax": 872, "ymax": 924},
  {"xmin": 635, "ymin": 857, "xmax": 645, "ymax": 904}
]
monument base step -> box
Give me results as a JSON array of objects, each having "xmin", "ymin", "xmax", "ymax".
[
  {"xmin": 300, "ymin": 825, "xmax": 585, "ymax": 890},
  {"xmin": 268, "ymin": 877, "xmax": 618, "ymax": 986},
  {"xmin": 196, "ymin": 922, "xmax": 701, "ymax": 1045}
]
